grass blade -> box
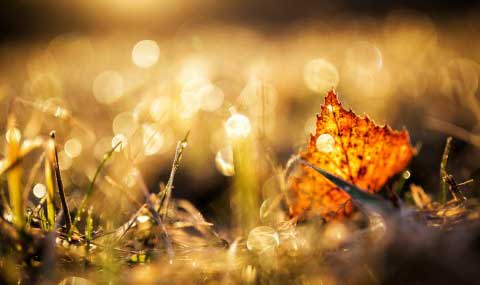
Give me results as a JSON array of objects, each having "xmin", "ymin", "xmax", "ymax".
[
  {"xmin": 50, "ymin": 131, "xmax": 72, "ymax": 232},
  {"xmin": 299, "ymin": 158, "xmax": 393, "ymax": 214},
  {"xmin": 5, "ymin": 105, "xmax": 24, "ymax": 229},
  {"xmin": 44, "ymin": 136, "xmax": 56, "ymax": 230},
  {"xmin": 159, "ymin": 131, "xmax": 189, "ymax": 219},
  {"xmin": 69, "ymin": 141, "xmax": 122, "ymax": 237}
]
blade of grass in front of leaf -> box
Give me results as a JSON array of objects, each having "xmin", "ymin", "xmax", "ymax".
[
  {"xmin": 69, "ymin": 141, "xmax": 122, "ymax": 237},
  {"xmin": 299, "ymin": 158, "xmax": 393, "ymax": 214},
  {"xmin": 440, "ymin": 137, "xmax": 452, "ymax": 204}
]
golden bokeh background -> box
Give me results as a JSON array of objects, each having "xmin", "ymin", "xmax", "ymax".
[{"xmin": 1, "ymin": 1, "xmax": 480, "ymax": 226}]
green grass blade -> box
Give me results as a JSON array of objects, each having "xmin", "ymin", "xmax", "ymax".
[
  {"xmin": 299, "ymin": 158, "xmax": 393, "ymax": 215},
  {"xmin": 69, "ymin": 141, "xmax": 122, "ymax": 237}
]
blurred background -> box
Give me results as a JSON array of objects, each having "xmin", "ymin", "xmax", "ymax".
[{"xmin": 1, "ymin": 0, "xmax": 480, "ymax": 228}]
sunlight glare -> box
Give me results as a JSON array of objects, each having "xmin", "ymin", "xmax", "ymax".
[
  {"xmin": 225, "ymin": 113, "xmax": 251, "ymax": 139},
  {"xmin": 215, "ymin": 146, "xmax": 235, "ymax": 176}
]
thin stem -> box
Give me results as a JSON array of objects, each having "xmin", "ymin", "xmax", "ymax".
[
  {"xmin": 159, "ymin": 131, "xmax": 189, "ymax": 219},
  {"xmin": 50, "ymin": 131, "xmax": 72, "ymax": 232},
  {"xmin": 440, "ymin": 137, "xmax": 452, "ymax": 204}
]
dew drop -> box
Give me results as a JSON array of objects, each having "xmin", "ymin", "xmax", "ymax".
[
  {"xmin": 33, "ymin": 183, "xmax": 47, "ymax": 199},
  {"xmin": 316, "ymin": 133, "xmax": 335, "ymax": 153}
]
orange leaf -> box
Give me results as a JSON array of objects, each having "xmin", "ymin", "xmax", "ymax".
[{"xmin": 288, "ymin": 90, "xmax": 414, "ymax": 220}]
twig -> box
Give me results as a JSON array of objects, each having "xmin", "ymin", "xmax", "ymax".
[
  {"xmin": 445, "ymin": 175, "xmax": 467, "ymax": 202},
  {"xmin": 457, "ymin": 179, "xmax": 474, "ymax": 187},
  {"xmin": 440, "ymin": 137, "xmax": 453, "ymax": 204}
]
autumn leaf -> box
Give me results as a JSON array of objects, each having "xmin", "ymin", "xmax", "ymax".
[{"xmin": 288, "ymin": 90, "xmax": 414, "ymax": 220}]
